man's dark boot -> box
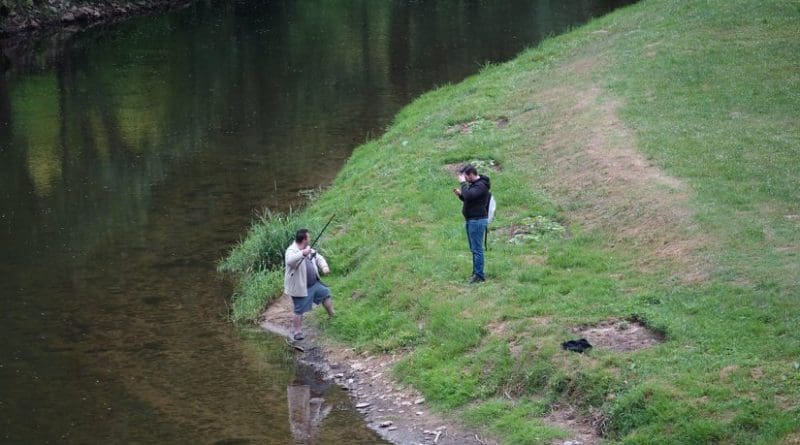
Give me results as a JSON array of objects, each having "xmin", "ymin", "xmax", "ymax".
[{"xmin": 469, "ymin": 274, "xmax": 485, "ymax": 284}]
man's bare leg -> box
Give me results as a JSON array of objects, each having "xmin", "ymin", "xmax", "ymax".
[
  {"xmin": 293, "ymin": 313, "xmax": 303, "ymax": 339},
  {"xmin": 322, "ymin": 298, "xmax": 335, "ymax": 318}
]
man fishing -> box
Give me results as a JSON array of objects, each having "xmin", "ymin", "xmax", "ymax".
[
  {"xmin": 453, "ymin": 164, "xmax": 491, "ymax": 283},
  {"xmin": 284, "ymin": 228, "xmax": 334, "ymax": 341}
]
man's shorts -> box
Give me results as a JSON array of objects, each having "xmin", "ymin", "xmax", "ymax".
[{"xmin": 291, "ymin": 281, "xmax": 331, "ymax": 315}]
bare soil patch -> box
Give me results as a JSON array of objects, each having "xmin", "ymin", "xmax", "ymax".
[
  {"xmin": 574, "ymin": 319, "xmax": 663, "ymax": 352},
  {"xmin": 443, "ymin": 160, "xmax": 501, "ymax": 177},
  {"xmin": 445, "ymin": 120, "xmax": 481, "ymax": 135},
  {"xmin": 783, "ymin": 432, "xmax": 800, "ymax": 445},
  {"xmin": 260, "ymin": 296, "xmax": 496, "ymax": 445},
  {"xmin": 515, "ymin": 54, "xmax": 710, "ymax": 278},
  {"xmin": 487, "ymin": 317, "xmax": 552, "ymax": 360},
  {"xmin": 546, "ymin": 403, "xmax": 606, "ymax": 445},
  {"xmin": 444, "ymin": 117, "xmax": 509, "ymax": 135},
  {"xmin": 541, "ymin": 86, "xmax": 702, "ymax": 262},
  {"xmin": 719, "ymin": 364, "xmax": 739, "ymax": 381}
]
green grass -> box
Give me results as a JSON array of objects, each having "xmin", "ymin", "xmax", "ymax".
[{"xmin": 221, "ymin": 0, "xmax": 800, "ymax": 443}]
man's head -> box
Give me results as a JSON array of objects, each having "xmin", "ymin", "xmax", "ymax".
[
  {"xmin": 460, "ymin": 164, "xmax": 480, "ymax": 182},
  {"xmin": 295, "ymin": 229, "xmax": 310, "ymax": 247}
]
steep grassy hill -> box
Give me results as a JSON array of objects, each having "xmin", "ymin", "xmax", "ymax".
[{"xmin": 221, "ymin": 1, "xmax": 800, "ymax": 443}]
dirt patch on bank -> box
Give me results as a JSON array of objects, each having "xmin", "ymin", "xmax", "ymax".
[
  {"xmin": 546, "ymin": 403, "xmax": 606, "ymax": 445},
  {"xmin": 260, "ymin": 296, "xmax": 497, "ymax": 445},
  {"xmin": 575, "ymin": 318, "xmax": 663, "ymax": 352},
  {"xmin": 782, "ymin": 432, "xmax": 800, "ymax": 444},
  {"xmin": 443, "ymin": 160, "xmax": 501, "ymax": 177},
  {"xmin": 517, "ymin": 55, "xmax": 708, "ymax": 278},
  {"xmin": 445, "ymin": 117, "xmax": 509, "ymax": 135}
]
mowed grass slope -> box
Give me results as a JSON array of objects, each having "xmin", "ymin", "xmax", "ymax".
[{"xmin": 220, "ymin": 1, "xmax": 800, "ymax": 443}]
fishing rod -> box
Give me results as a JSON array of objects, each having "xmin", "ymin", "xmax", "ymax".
[
  {"xmin": 308, "ymin": 214, "xmax": 335, "ymax": 258},
  {"xmin": 288, "ymin": 214, "xmax": 336, "ymax": 279}
]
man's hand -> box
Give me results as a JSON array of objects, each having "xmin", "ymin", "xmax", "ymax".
[
  {"xmin": 453, "ymin": 188, "xmax": 462, "ymax": 197},
  {"xmin": 302, "ymin": 247, "xmax": 312, "ymax": 256},
  {"xmin": 322, "ymin": 267, "xmax": 330, "ymax": 275},
  {"xmin": 457, "ymin": 174, "xmax": 466, "ymax": 183}
]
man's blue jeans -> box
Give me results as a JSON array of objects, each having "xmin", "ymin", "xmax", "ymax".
[{"xmin": 466, "ymin": 218, "xmax": 488, "ymax": 280}]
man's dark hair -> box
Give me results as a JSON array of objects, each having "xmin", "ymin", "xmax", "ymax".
[
  {"xmin": 295, "ymin": 229, "xmax": 310, "ymax": 243},
  {"xmin": 460, "ymin": 164, "xmax": 478, "ymax": 176}
]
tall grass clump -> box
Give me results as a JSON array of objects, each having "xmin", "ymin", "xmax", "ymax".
[
  {"xmin": 219, "ymin": 209, "xmax": 321, "ymax": 322},
  {"xmin": 219, "ymin": 209, "xmax": 319, "ymax": 274}
]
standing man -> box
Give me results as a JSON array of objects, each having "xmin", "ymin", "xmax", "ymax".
[
  {"xmin": 453, "ymin": 164, "xmax": 491, "ymax": 283},
  {"xmin": 284, "ymin": 229, "xmax": 334, "ymax": 341}
]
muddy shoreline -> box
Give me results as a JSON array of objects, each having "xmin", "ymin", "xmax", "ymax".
[
  {"xmin": 261, "ymin": 295, "xmax": 625, "ymax": 445},
  {"xmin": 0, "ymin": 0, "xmax": 195, "ymax": 70},
  {"xmin": 1, "ymin": 0, "xmax": 194, "ymax": 37},
  {"xmin": 260, "ymin": 296, "xmax": 498, "ymax": 445}
]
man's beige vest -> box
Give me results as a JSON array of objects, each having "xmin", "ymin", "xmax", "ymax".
[{"xmin": 284, "ymin": 242, "xmax": 329, "ymax": 297}]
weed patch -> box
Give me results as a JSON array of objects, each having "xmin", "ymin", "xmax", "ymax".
[
  {"xmin": 444, "ymin": 116, "xmax": 511, "ymax": 136},
  {"xmin": 504, "ymin": 215, "xmax": 567, "ymax": 244},
  {"xmin": 219, "ymin": 209, "xmax": 320, "ymax": 274},
  {"xmin": 442, "ymin": 158, "xmax": 501, "ymax": 177}
]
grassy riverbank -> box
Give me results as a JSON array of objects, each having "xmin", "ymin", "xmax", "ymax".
[{"xmin": 220, "ymin": 0, "xmax": 799, "ymax": 443}]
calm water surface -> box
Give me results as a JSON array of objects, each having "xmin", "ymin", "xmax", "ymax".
[{"xmin": 0, "ymin": 1, "xmax": 633, "ymax": 443}]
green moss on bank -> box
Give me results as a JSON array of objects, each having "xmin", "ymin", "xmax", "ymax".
[{"xmin": 221, "ymin": 0, "xmax": 800, "ymax": 443}]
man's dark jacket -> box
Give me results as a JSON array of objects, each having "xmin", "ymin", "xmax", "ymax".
[{"xmin": 459, "ymin": 175, "xmax": 491, "ymax": 220}]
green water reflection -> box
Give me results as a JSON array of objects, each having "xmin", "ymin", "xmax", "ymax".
[{"xmin": 0, "ymin": 0, "xmax": 633, "ymax": 443}]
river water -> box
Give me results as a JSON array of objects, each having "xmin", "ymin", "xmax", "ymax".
[{"xmin": 0, "ymin": 1, "xmax": 633, "ymax": 443}]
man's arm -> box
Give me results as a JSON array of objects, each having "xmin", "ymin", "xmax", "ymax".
[
  {"xmin": 460, "ymin": 181, "xmax": 487, "ymax": 201},
  {"xmin": 285, "ymin": 246, "xmax": 304, "ymax": 270},
  {"xmin": 315, "ymin": 254, "xmax": 331, "ymax": 275},
  {"xmin": 453, "ymin": 173, "xmax": 466, "ymax": 200}
]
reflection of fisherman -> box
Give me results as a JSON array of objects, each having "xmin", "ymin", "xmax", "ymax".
[
  {"xmin": 287, "ymin": 383, "xmax": 331, "ymax": 444},
  {"xmin": 284, "ymin": 229, "xmax": 335, "ymax": 341}
]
